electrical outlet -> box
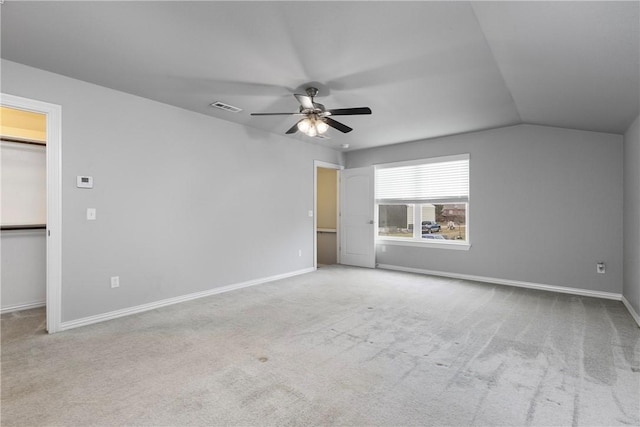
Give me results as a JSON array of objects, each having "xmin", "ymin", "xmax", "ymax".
[
  {"xmin": 298, "ymin": 249, "xmax": 302, "ymax": 257},
  {"xmin": 110, "ymin": 276, "xmax": 120, "ymax": 288},
  {"xmin": 596, "ymin": 262, "xmax": 605, "ymax": 274}
]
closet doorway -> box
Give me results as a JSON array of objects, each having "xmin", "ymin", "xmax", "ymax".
[
  {"xmin": 1, "ymin": 94, "xmax": 62, "ymax": 333},
  {"xmin": 314, "ymin": 161, "xmax": 342, "ymax": 268},
  {"xmin": 1, "ymin": 107, "xmax": 47, "ymax": 315}
]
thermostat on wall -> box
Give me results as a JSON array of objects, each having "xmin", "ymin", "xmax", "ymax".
[{"xmin": 76, "ymin": 176, "xmax": 94, "ymax": 189}]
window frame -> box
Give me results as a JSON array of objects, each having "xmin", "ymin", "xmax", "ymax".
[{"xmin": 374, "ymin": 154, "xmax": 471, "ymax": 251}]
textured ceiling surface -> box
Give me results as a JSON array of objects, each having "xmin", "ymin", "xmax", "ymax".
[{"xmin": 1, "ymin": 1, "xmax": 638, "ymax": 151}]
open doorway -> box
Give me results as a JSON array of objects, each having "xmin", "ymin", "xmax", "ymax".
[
  {"xmin": 314, "ymin": 161, "xmax": 342, "ymax": 268},
  {"xmin": 1, "ymin": 94, "xmax": 62, "ymax": 333},
  {"xmin": 1, "ymin": 107, "xmax": 47, "ymax": 315}
]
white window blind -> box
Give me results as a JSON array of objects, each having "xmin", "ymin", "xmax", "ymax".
[{"xmin": 375, "ymin": 154, "xmax": 469, "ymax": 204}]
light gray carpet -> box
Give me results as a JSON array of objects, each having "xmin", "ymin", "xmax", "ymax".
[{"xmin": 2, "ymin": 265, "xmax": 639, "ymax": 426}]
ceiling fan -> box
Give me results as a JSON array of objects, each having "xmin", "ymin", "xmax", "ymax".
[{"xmin": 250, "ymin": 87, "xmax": 372, "ymax": 137}]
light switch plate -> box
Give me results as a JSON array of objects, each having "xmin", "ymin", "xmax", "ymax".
[{"xmin": 87, "ymin": 208, "xmax": 96, "ymax": 220}]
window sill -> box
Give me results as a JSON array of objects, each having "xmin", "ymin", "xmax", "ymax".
[{"xmin": 376, "ymin": 238, "xmax": 471, "ymax": 251}]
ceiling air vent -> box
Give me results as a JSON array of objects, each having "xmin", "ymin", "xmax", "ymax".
[{"xmin": 210, "ymin": 101, "xmax": 242, "ymax": 113}]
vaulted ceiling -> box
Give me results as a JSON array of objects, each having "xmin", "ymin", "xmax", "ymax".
[{"xmin": 2, "ymin": 1, "xmax": 638, "ymax": 151}]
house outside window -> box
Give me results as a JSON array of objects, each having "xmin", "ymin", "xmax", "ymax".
[{"xmin": 375, "ymin": 154, "xmax": 470, "ymax": 249}]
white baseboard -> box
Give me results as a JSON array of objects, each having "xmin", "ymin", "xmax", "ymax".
[
  {"xmin": 1, "ymin": 301, "xmax": 46, "ymax": 314},
  {"xmin": 60, "ymin": 267, "xmax": 316, "ymax": 331},
  {"xmin": 621, "ymin": 296, "xmax": 640, "ymax": 328},
  {"xmin": 377, "ymin": 264, "xmax": 622, "ymax": 301}
]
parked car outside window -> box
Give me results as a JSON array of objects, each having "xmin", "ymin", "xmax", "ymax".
[{"xmin": 421, "ymin": 221, "xmax": 441, "ymax": 233}]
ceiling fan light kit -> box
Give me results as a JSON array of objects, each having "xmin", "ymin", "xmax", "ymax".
[
  {"xmin": 251, "ymin": 86, "xmax": 372, "ymax": 138},
  {"xmin": 297, "ymin": 116, "xmax": 329, "ymax": 137}
]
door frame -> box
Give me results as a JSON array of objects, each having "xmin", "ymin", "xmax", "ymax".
[
  {"xmin": 313, "ymin": 160, "xmax": 343, "ymax": 269},
  {"xmin": 2, "ymin": 93, "xmax": 62, "ymax": 333}
]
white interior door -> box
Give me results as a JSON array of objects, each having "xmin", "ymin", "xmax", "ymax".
[{"xmin": 340, "ymin": 167, "xmax": 375, "ymax": 268}]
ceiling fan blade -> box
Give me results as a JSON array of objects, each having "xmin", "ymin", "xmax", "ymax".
[
  {"xmin": 285, "ymin": 122, "xmax": 300, "ymax": 134},
  {"xmin": 327, "ymin": 107, "xmax": 372, "ymax": 116},
  {"xmin": 250, "ymin": 112, "xmax": 304, "ymax": 116},
  {"xmin": 324, "ymin": 117, "xmax": 353, "ymax": 133},
  {"xmin": 294, "ymin": 94, "xmax": 315, "ymax": 110}
]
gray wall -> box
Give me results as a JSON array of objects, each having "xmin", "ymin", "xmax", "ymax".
[
  {"xmin": 2, "ymin": 60, "xmax": 342, "ymax": 322},
  {"xmin": 346, "ymin": 124, "xmax": 623, "ymax": 293},
  {"xmin": 1, "ymin": 230, "xmax": 46, "ymax": 310},
  {"xmin": 624, "ymin": 115, "xmax": 640, "ymax": 315}
]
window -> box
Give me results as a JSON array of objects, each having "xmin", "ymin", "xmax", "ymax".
[{"xmin": 375, "ymin": 154, "xmax": 469, "ymax": 248}]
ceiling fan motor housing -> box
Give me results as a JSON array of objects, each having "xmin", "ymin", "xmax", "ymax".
[{"xmin": 305, "ymin": 87, "xmax": 319, "ymax": 98}]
